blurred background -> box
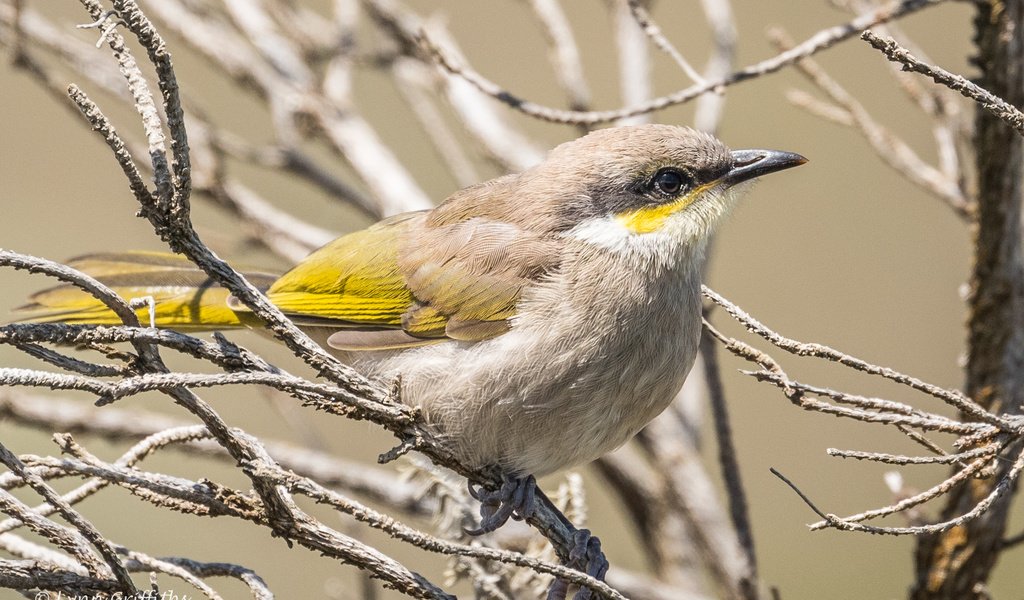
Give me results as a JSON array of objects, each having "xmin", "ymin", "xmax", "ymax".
[{"xmin": 1, "ymin": 0, "xmax": 1020, "ymax": 598}]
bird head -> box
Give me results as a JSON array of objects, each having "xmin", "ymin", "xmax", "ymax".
[{"xmin": 505, "ymin": 125, "xmax": 806, "ymax": 259}]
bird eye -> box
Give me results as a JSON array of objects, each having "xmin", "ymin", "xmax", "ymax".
[{"xmin": 652, "ymin": 169, "xmax": 689, "ymax": 197}]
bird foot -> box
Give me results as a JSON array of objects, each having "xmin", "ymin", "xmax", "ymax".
[
  {"xmin": 546, "ymin": 528, "xmax": 609, "ymax": 600},
  {"xmin": 465, "ymin": 474, "xmax": 537, "ymax": 535}
]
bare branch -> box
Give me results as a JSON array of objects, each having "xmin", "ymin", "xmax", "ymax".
[
  {"xmin": 0, "ymin": 481, "xmax": 110, "ymax": 586},
  {"xmin": 626, "ymin": 0, "xmax": 707, "ymax": 84},
  {"xmin": 0, "ymin": 559, "xmax": 118, "ymax": 597},
  {"xmin": 702, "ymin": 286, "xmax": 1009, "ymax": 430},
  {"xmin": 771, "ymin": 26, "xmax": 971, "ymax": 217},
  {"xmin": 253, "ymin": 464, "xmax": 625, "ymax": 600},
  {"xmin": 125, "ymin": 555, "xmax": 271, "ymax": 600},
  {"xmin": 862, "ymin": 30, "xmax": 1024, "ymax": 136},
  {"xmin": 420, "ymin": 0, "xmax": 950, "ymax": 125},
  {"xmin": 701, "ymin": 329, "xmax": 757, "ymax": 594},
  {"xmin": 812, "ymin": 441, "xmax": 1024, "ymax": 535}
]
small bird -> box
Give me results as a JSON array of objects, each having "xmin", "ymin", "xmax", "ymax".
[{"xmin": 17, "ymin": 125, "xmax": 804, "ymax": 532}]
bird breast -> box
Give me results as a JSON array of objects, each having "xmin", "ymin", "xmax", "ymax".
[{"xmin": 347, "ymin": 237, "xmax": 706, "ymax": 477}]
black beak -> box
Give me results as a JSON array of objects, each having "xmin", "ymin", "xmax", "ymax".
[{"xmin": 722, "ymin": 149, "xmax": 807, "ymax": 187}]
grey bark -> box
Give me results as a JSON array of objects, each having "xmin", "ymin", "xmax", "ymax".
[{"xmin": 911, "ymin": 1, "xmax": 1024, "ymax": 597}]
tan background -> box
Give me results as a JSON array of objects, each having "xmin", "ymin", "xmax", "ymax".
[{"xmin": 2, "ymin": 1, "xmax": 1021, "ymax": 598}]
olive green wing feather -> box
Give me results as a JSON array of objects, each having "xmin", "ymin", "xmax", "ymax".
[
  {"xmin": 396, "ymin": 217, "xmax": 560, "ymax": 340},
  {"xmin": 285, "ymin": 213, "xmax": 561, "ymax": 351}
]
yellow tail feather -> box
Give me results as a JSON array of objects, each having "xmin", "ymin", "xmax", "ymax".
[{"xmin": 12, "ymin": 252, "xmax": 279, "ymax": 330}]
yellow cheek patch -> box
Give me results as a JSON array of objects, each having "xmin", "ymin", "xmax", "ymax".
[{"xmin": 615, "ymin": 182, "xmax": 713, "ymax": 234}]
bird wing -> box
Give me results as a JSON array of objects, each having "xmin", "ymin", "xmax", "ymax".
[
  {"xmin": 264, "ymin": 213, "xmax": 420, "ymax": 331},
  {"xmin": 266, "ymin": 211, "xmax": 560, "ymax": 351},
  {"xmin": 14, "ymin": 214, "xmax": 560, "ymax": 350},
  {"xmin": 396, "ymin": 216, "xmax": 561, "ymax": 341}
]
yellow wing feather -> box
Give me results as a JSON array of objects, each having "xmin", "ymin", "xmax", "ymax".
[{"xmin": 266, "ymin": 215, "xmax": 417, "ymax": 328}]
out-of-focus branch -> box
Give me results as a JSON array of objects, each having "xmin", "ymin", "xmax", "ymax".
[
  {"xmin": 694, "ymin": 0, "xmax": 736, "ymax": 133},
  {"xmin": 392, "ymin": 58, "xmax": 482, "ymax": 188},
  {"xmin": 700, "ymin": 328, "xmax": 757, "ymax": 595},
  {"xmin": 637, "ymin": 416, "xmax": 759, "ymax": 600},
  {"xmin": 609, "ymin": 0, "xmax": 652, "ymax": 127},
  {"xmin": 363, "ymin": 0, "xmax": 546, "ymax": 171},
  {"xmin": 626, "ymin": 0, "xmax": 706, "ymax": 84},
  {"xmin": 526, "ymin": 0, "xmax": 591, "ymax": 113}
]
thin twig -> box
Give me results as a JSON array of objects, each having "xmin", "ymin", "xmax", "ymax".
[
  {"xmin": 862, "ymin": 31, "xmax": 1024, "ymax": 136},
  {"xmin": 809, "ymin": 442, "xmax": 1024, "ymax": 535},
  {"xmin": 626, "ymin": 0, "xmax": 707, "ymax": 84},
  {"xmin": 771, "ymin": 26, "xmax": 971, "ymax": 217},
  {"xmin": 702, "ymin": 286, "xmax": 1012, "ymax": 431},
  {"xmin": 421, "ymin": 0, "xmax": 948, "ymax": 124},
  {"xmin": 826, "ymin": 444, "xmax": 998, "ymax": 465}
]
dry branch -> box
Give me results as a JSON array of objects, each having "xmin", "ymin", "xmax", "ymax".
[
  {"xmin": 419, "ymin": 0, "xmax": 950, "ymax": 125},
  {"xmin": 862, "ymin": 31, "xmax": 1024, "ymax": 136},
  {"xmin": 1, "ymin": 0, "xmax": 1019, "ymax": 598}
]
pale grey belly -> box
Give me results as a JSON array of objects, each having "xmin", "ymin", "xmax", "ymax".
[
  {"xmin": 320, "ymin": 301, "xmax": 700, "ymax": 477},
  {"xmin": 308, "ymin": 253, "xmax": 703, "ymax": 476}
]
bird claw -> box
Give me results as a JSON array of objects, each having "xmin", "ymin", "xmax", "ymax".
[
  {"xmin": 464, "ymin": 476, "xmax": 608, "ymax": 600},
  {"xmin": 465, "ymin": 474, "xmax": 537, "ymax": 535},
  {"xmin": 547, "ymin": 528, "xmax": 608, "ymax": 600}
]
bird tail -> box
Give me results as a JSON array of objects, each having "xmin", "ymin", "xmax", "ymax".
[{"xmin": 11, "ymin": 251, "xmax": 280, "ymax": 330}]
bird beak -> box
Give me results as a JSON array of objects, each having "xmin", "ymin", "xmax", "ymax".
[{"xmin": 722, "ymin": 149, "xmax": 807, "ymax": 187}]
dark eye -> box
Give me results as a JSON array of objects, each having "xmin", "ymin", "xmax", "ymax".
[{"xmin": 652, "ymin": 169, "xmax": 689, "ymax": 197}]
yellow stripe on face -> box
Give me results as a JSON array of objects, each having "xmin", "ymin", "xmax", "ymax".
[{"xmin": 615, "ymin": 182, "xmax": 713, "ymax": 234}]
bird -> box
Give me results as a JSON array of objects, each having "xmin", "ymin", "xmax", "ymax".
[{"xmin": 16, "ymin": 124, "xmax": 805, "ymax": 535}]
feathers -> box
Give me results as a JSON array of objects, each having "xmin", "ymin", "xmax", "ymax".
[
  {"xmin": 265, "ymin": 214, "xmax": 418, "ymax": 328},
  {"xmin": 326, "ymin": 328, "xmax": 443, "ymax": 352},
  {"xmin": 15, "ymin": 214, "xmax": 561, "ymax": 350},
  {"xmin": 397, "ymin": 216, "xmax": 560, "ymax": 338},
  {"xmin": 12, "ymin": 252, "xmax": 277, "ymax": 329},
  {"xmin": 10, "ymin": 124, "xmax": 802, "ymax": 479},
  {"xmin": 267, "ymin": 210, "xmax": 560, "ymax": 348}
]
